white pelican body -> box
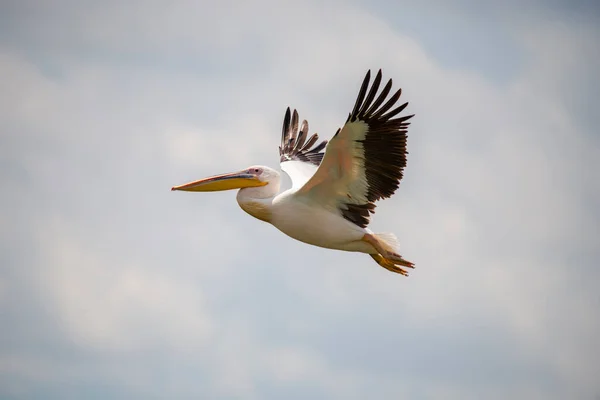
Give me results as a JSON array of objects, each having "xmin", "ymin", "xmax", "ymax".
[
  {"xmin": 252, "ymin": 189, "xmax": 370, "ymax": 253},
  {"xmin": 173, "ymin": 69, "xmax": 415, "ymax": 275}
]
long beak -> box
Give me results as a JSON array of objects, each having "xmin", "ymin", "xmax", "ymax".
[{"xmin": 171, "ymin": 170, "xmax": 267, "ymax": 192}]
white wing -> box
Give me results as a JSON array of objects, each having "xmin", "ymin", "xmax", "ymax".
[
  {"xmin": 280, "ymin": 160, "xmax": 319, "ymax": 190},
  {"xmin": 296, "ymin": 69, "xmax": 414, "ymax": 228},
  {"xmin": 278, "ymin": 108, "xmax": 328, "ymax": 190}
]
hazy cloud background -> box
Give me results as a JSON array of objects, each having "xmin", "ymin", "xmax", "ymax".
[{"xmin": 1, "ymin": 0, "xmax": 599, "ymax": 398}]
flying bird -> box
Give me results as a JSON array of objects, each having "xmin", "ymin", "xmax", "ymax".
[{"xmin": 172, "ymin": 69, "xmax": 415, "ymax": 275}]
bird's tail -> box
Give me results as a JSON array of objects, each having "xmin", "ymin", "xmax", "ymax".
[{"xmin": 373, "ymin": 232, "xmax": 400, "ymax": 253}]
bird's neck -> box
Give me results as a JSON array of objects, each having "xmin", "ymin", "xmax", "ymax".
[{"xmin": 236, "ymin": 189, "xmax": 275, "ymax": 223}]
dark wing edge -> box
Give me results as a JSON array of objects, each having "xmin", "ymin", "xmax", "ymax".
[
  {"xmin": 340, "ymin": 69, "xmax": 415, "ymax": 228},
  {"xmin": 278, "ymin": 107, "xmax": 328, "ymax": 166}
]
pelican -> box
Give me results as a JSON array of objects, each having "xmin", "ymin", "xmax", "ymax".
[{"xmin": 172, "ymin": 69, "xmax": 415, "ymax": 275}]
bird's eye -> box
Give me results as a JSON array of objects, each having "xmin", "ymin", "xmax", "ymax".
[{"xmin": 251, "ymin": 167, "xmax": 262, "ymax": 174}]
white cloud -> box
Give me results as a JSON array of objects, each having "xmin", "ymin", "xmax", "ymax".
[{"xmin": 33, "ymin": 216, "xmax": 215, "ymax": 352}]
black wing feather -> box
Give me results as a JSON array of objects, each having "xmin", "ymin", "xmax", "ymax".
[
  {"xmin": 279, "ymin": 107, "xmax": 328, "ymax": 166},
  {"xmin": 339, "ymin": 69, "xmax": 415, "ymax": 228}
]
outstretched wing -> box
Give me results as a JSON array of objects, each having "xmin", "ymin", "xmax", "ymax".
[
  {"xmin": 278, "ymin": 107, "xmax": 328, "ymax": 189},
  {"xmin": 296, "ymin": 69, "xmax": 414, "ymax": 228}
]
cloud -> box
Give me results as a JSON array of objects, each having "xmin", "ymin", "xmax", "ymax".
[
  {"xmin": 34, "ymin": 216, "xmax": 214, "ymax": 353},
  {"xmin": 1, "ymin": 0, "xmax": 599, "ymax": 399}
]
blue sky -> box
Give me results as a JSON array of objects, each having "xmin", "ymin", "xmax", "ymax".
[{"xmin": 1, "ymin": 0, "xmax": 599, "ymax": 399}]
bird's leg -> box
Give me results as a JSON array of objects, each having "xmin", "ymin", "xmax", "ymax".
[
  {"xmin": 363, "ymin": 233, "xmax": 415, "ymax": 275},
  {"xmin": 361, "ymin": 233, "xmax": 405, "ymax": 260},
  {"xmin": 370, "ymin": 254, "xmax": 411, "ymax": 276},
  {"xmin": 361, "ymin": 232, "xmax": 387, "ymax": 254}
]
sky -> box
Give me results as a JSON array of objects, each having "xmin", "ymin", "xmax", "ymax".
[{"xmin": 1, "ymin": 0, "xmax": 599, "ymax": 399}]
